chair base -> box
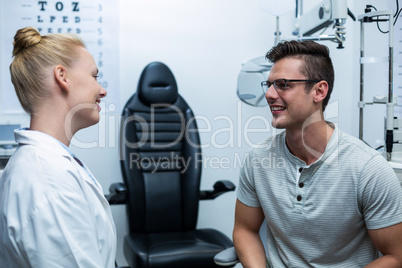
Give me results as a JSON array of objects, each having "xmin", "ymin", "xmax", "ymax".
[{"xmin": 124, "ymin": 228, "xmax": 233, "ymax": 268}]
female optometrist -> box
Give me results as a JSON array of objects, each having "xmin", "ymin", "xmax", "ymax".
[{"xmin": 0, "ymin": 27, "xmax": 116, "ymax": 267}]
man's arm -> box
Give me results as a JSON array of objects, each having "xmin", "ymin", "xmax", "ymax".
[
  {"xmin": 233, "ymin": 199, "xmax": 266, "ymax": 268},
  {"xmin": 365, "ymin": 222, "xmax": 402, "ymax": 267}
]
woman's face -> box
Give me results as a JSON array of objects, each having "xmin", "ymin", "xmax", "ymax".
[{"xmin": 65, "ymin": 46, "xmax": 107, "ymax": 131}]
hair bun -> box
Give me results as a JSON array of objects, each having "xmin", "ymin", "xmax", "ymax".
[{"xmin": 12, "ymin": 27, "xmax": 41, "ymax": 57}]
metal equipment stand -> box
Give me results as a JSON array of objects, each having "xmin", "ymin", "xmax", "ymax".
[{"xmin": 358, "ymin": 10, "xmax": 394, "ymax": 161}]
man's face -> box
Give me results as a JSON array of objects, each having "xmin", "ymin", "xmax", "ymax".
[{"xmin": 265, "ymin": 57, "xmax": 317, "ymax": 130}]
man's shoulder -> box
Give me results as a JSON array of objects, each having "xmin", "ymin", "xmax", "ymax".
[
  {"xmin": 338, "ymin": 130, "xmax": 381, "ymax": 158},
  {"xmin": 332, "ymin": 129, "xmax": 393, "ymax": 175}
]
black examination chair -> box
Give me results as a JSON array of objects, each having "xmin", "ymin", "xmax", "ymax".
[{"xmin": 107, "ymin": 62, "xmax": 236, "ymax": 268}]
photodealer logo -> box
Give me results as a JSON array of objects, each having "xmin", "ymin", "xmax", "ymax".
[
  {"xmin": 122, "ymin": 104, "xmax": 186, "ymax": 150},
  {"xmin": 249, "ymin": 152, "xmax": 286, "ymax": 169},
  {"xmin": 66, "ymin": 99, "xmax": 340, "ymax": 168},
  {"xmin": 301, "ymin": 100, "xmax": 340, "ymax": 167},
  {"xmin": 68, "ymin": 101, "xmax": 274, "ymax": 151},
  {"xmin": 127, "ymin": 151, "xmax": 287, "ymax": 173},
  {"xmin": 65, "ymin": 103, "xmax": 100, "ymax": 148},
  {"xmin": 129, "ymin": 152, "xmax": 192, "ymax": 173}
]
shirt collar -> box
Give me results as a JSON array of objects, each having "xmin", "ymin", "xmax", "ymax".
[{"xmin": 283, "ymin": 123, "xmax": 339, "ymax": 167}]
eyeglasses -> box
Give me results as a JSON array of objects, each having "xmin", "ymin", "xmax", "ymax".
[{"xmin": 261, "ymin": 79, "xmax": 320, "ymax": 93}]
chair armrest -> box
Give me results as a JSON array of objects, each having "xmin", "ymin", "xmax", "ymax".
[
  {"xmin": 200, "ymin": 180, "xmax": 236, "ymax": 200},
  {"xmin": 214, "ymin": 247, "xmax": 239, "ymax": 266},
  {"xmin": 106, "ymin": 182, "xmax": 127, "ymax": 205}
]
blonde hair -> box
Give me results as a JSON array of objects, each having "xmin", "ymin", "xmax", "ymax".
[{"xmin": 10, "ymin": 27, "xmax": 86, "ymax": 113}]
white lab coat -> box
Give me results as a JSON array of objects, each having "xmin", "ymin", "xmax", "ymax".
[{"xmin": 0, "ymin": 129, "xmax": 116, "ymax": 268}]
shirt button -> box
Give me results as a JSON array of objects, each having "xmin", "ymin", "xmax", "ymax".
[
  {"xmin": 297, "ymin": 195, "xmax": 302, "ymax": 201},
  {"xmin": 299, "ymin": 167, "xmax": 303, "ymax": 173},
  {"xmin": 299, "ymin": 182, "xmax": 304, "ymax": 188}
]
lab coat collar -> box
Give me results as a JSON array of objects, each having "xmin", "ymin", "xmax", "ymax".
[
  {"xmin": 14, "ymin": 129, "xmax": 104, "ymax": 193},
  {"xmin": 14, "ymin": 128, "xmax": 71, "ymax": 158}
]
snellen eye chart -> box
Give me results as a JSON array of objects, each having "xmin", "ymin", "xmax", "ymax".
[{"xmin": 1, "ymin": 0, "xmax": 119, "ymax": 114}]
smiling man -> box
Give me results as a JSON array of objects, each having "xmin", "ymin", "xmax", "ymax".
[{"xmin": 233, "ymin": 40, "xmax": 402, "ymax": 267}]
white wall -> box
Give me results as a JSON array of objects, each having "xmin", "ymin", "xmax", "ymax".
[{"xmin": 0, "ymin": 0, "xmax": 396, "ymax": 266}]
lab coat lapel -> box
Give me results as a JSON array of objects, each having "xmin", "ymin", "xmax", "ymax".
[{"xmin": 75, "ymin": 163, "xmax": 115, "ymax": 228}]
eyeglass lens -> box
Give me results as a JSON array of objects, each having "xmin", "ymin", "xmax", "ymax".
[{"xmin": 262, "ymin": 79, "xmax": 287, "ymax": 93}]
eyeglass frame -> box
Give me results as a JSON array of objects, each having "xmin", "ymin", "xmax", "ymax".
[{"xmin": 261, "ymin": 79, "xmax": 321, "ymax": 94}]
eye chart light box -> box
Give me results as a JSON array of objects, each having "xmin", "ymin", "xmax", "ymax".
[{"xmin": 0, "ymin": 0, "xmax": 119, "ymax": 114}]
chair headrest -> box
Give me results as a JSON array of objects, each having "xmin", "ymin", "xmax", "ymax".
[{"xmin": 137, "ymin": 62, "xmax": 178, "ymax": 106}]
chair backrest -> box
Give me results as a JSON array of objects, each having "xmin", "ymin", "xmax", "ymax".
[{"xmin": 120, "ymin": 62, "xmax": 202, "ymax": 234}]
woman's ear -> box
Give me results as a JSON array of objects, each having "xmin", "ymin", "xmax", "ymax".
[
  {"xmin": 54, "ymin": 65, "xmax": 69, "ymax": 93},
  {"xmin": 313, "ymin": 80, "xmax": 328, "ymax": 104}
]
